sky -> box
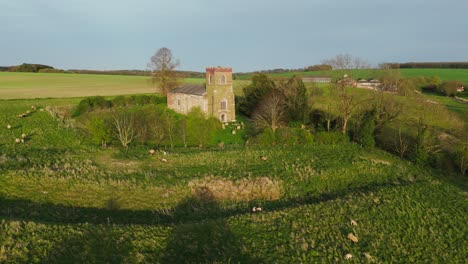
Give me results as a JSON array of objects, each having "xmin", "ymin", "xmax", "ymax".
[{"xmin": 1, "ymin": 0, "xmax": 467, "ymax": 72}]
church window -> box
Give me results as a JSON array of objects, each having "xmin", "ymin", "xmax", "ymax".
[
  {"xmin": 220, "ymin": 99, "xmax": 227, "ymax": 110},
  {"xmin": 209, "ymin": 75, "xmax": 213, "ymax": 84},
  {"xmin": 220, "ymin": 74, "xmax": 226, "ymax": 84},
  {"xmin": 221, "ymin": 114, "xmax": 226, "ymax": 122}
]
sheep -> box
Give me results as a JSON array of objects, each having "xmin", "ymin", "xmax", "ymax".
[
  {"xmin": 345, "ymin": 253, "xmax": 353, "ymax": 260},
  {"xmin": 261, "ymin": 155, "xmax": 267, "ymax": 161},
  {"xmin": 149, "ymin": 149, "xmax": 156, "ymax": 155},
  {"xmin": 231, "ymin": 130, "xmax": 236, "ymax": 135},
  {"xmin": 347, "ymin": 233, "xmax": 358, "ymax": 243},
  {"xmin": 21, "ymin": 133, "xmax": 27, "ymax": 139},
  {"xmin": 15, "ymin": 138, "xmax": 21, "ymax": 144},
  {"xmin": 252, "ymin": 207, "xmax": 262, "ymax": 212},
  {"xmin": 161, "ymin": 158, "xmax": 168, "ymax": 163},
  {"xmin": 7, "ymin": 124, "xmax": 12, "ymax": 129}
]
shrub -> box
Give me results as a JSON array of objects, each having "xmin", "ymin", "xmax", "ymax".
[
  {"xmin": 254, "ymin": 128, "xmax": 276, "ymax": 146},
  {"xmin": 315, "ymin": 131, "xmax": 349, "ymax": 145},
  {"xmin": 73, "ymin": 96, "xmax": 111, "ymax": 116}
]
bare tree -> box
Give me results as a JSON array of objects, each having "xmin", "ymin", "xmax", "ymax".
[
  {"xmin": 334, "ymin": 79, "xmax": 373, "ymax": 134},
  {"xmin": 252, "ymin": 91, "xmax": 286, "ymax": 132},
  {"xmin": 322, "ymin": 53, "xmax": 370, "ymax": 70},
  {"xmin": 112, "ymin": 111, "xmax": 136, "ymax": 148},
  {"xmin": 394, "ymin": 127, "xmax": 409, "ymax": 158},
  {"xmin": 148, "ymin": 47, "xmax": 180, "ymax": 95}
]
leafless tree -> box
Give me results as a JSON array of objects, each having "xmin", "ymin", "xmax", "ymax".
[
  {"xmin": 252, "ymin": 91, "xmax": 286, "ymax": 132},
  {"xmin": 322, "ymin": 53, "xmax": 370, "ymax": 70},
  {"xmin": 148, "ymin": 47, "xmax": 180, "ymax": 95},
  {"xmin": 334, "ymin": 80, "xmax": 373, "ymax": 134},
  {"xmin": 112, "ymin": 111, "xmax": 136, "ymax": 148},
  {"xmin": 372, "ymin": 91, "xmax": 402, "ymax": 132},
  {"xmin": 394, "ymin": 127, "xmax": 410, "ymax": 158}
]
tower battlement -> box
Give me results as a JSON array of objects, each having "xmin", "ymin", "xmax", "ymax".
[{"xmin": 206, "ymin": 67, "xmax": 232, "ymax": 74}]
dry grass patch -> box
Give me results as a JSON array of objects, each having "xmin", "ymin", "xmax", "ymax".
[{"xmin": 188, "ymin": 176, "xmax": 282, "ymax": 202}]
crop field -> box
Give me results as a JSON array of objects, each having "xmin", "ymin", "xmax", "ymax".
[
  {"xmin": 0, "ymin": 98, "xmax": 467, "ymax": 262},
  {"xmin": 0, "ymin": 72, "xmax": 250, "ymax": 99}
]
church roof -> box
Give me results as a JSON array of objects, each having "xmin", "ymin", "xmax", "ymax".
[{"xmin": 170, "ymin": 84, "xmax": 206, "ymax": 96}]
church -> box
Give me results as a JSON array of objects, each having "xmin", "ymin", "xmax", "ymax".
[{"xmin": 167, "ymin": 67, "xmax": 236, "ymax": 122}]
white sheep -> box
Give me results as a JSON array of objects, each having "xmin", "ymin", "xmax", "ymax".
[
  {"xmin": 15, "ymin": 138, "xmax": 20, "ymax": 144},
  {"xmin": 7, "ymin": 124, "xmax": 12, "ymax": 129},
  {"xmin": 161, "ymin": 158, "xmax": 168, "ymax": 162},
  {"xmin": 21, "ymin": 133, "xmax": 27, "ymax": 139},
  {"xmin": 149, "ymin": 149, "xmax": 156, "ymax": 155},
  {"xmin": 345, "ymin": 253, "xmax": 352, "ymax": 260}
]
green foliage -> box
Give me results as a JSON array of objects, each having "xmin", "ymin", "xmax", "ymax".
[
  {"xmin": 438, "ymin": 80, "xmax": 460, "ymax": 96},
  {"xmin": 252, "ymin": 127, "xmax": 314, "ymax": 146},
  {"xmin": 306, "ymin": 64, "xmax": 333, "ymax": 71},
  {"xmin": 240, "ymin": 73, "xmax": 276, "ymax": 117},
  {"xmin": 186, "ymin": 107, "xmax": 220, "ymax": 147},
  {"xmin": 356, "ymin": 110, "xmax": 376, "ymax": 148},
  {"xmin": 73, "ymin": 96, "xmax": 112, "ymax": 116},
  {"xmin": 86, "ymin": 116, "xmax": 112, "ymax": 148},
  {"xmin": 9, "ymin": 63, "xmax": 54, "ymax": 72},
  {"xmin": 315, "ymin": 131, "xmax": 349, "ymax": 145},
  {"xmin": 279, "ymin": 76, "xmax": 310, "ymax": 123}
]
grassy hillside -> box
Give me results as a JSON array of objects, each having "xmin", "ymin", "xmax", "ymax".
[{"xmin": 0, "ymin": 97, "xmax": 467, "ymax": 262}]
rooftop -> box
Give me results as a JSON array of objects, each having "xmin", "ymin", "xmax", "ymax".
[{"xmin": 170, "ymin": 84, "xmax": 206, "ymax": 96}]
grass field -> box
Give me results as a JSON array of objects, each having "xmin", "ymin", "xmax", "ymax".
[
  {"xmin": 0, "ymin": 96, "xmax": 467, "ymax": 262},
  {"xmin": 0, "ymin": 72, "xmax": 251, "ymax": 99},
  {"xmin": 239, "ymin": 68, "xmax": 468, "ymax": 83}
]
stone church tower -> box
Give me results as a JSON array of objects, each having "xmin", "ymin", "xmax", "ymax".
[
  {"xmin": 205, "ymin": 67, "xmax": 236, "ymax": 122},
  {"xmin": 167, "ymin": 66, "xmax": 236, "ymax": 122}
]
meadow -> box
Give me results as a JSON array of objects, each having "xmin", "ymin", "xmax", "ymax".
[
  {"xmin": 0, "ymin": 70, "xmax": 467, "ymax": 262},
  {"xmin": 0, "ymin": 95, "xmax": 467, "ymax": 263}
]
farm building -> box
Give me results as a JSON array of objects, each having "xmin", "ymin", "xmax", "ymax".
[
  {"xmin": 302, "ymin": 76, "xmax": 332, "ymax": 83},
  {"xmin": 167, "ymin": 67, "xmax": 236, "ymax": 122}
]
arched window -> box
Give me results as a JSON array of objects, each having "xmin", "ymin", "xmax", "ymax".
[
  {"xmin": 209, "ymin": 75, "xmax": 213, "ymax": 84},
  {"xmin": 220, "ymin": 74, "xmax": 226, "ymax": 84},
  {"xmin": 220, "ymin": 99, "xmax": 227, "ymax": 110},
  {"xmin": 221, "ymin": 114, "xmax": 226, "ymax": 122}
]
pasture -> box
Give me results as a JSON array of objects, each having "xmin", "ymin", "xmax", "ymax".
[
  {"xmin": 0, "ymin": 70, "xmax": 467, "ymax": 262},
  {"xmin": 0, "ymin": 96, "xmax": 467, "ymax": 262}
]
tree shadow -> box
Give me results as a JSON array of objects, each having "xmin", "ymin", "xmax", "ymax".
[
  {"xmin": 161, "ymin": 187, "xmax": 260, "ymax": 263},
  {"xmin": 0, "ymin": 180, "xmax": 419, "ymax": 262},
  {"xmin": 41, "ymin": 225, "xmax": 135, "ymax": 264}
]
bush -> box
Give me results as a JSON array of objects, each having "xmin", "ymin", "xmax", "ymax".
[
  {"xmin": 73, "ymin": 96, "xmax": 111, "ymax": 116},
  {"xmin": 252, "ymin": 127, "xmax": 313, "ymax": 146},
  {"xmin": 315, "ymin": 131, "xmax": 349, "ymax": 145}
]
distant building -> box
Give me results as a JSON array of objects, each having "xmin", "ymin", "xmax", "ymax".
[
  {"xmin": 357, "ymin": 79, "xmax": 382, "ymax": 90},
  {"xmin": 167, "ymin": 67, "xmax": 236, "ymax": 122},
  {"xmin": 302, "ymin": 76, "xmax": 332, "ymax": 83}
]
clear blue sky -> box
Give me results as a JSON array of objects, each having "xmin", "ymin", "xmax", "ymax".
[{"xmin": 1, "ymin": 0, "xmax": 467, "ymax": 72}]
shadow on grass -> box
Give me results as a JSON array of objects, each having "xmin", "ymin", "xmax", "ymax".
[
  {"xmin": 0, "ymin": 180, "xmax": 420, "ymax": 226},
  {"xmin": 0, "ymin": 181, "xmax": 422, "ymax": 262},
  {"xmin": 161, "ymin": 187, "xmax": 259, "ymax": 263},
  {"xmin": 41, "ymin": 226, "xmax": 135, "ymax": 264}
]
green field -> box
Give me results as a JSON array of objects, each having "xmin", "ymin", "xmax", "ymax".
[
  {"xmin": 0, "ymin": 71, "xmax": 467, "ymax": 262},
  {"xmin": 0, "ymin": 72, "xmax": 252, "ymax": 99},
  {"xmin": 239, "ymin": 68, "xmax": 468, "ymax": 83},
  {"xmin": 0, "ymin": 95, "xmax": 467, "ymax": 263}
]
